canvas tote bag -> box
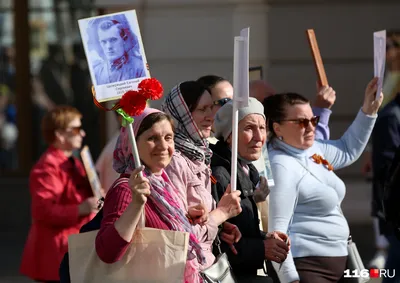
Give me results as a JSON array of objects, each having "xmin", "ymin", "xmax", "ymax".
[{"xmin": 68, "ymin": 179, "xmax": 190, "ymax": 283}]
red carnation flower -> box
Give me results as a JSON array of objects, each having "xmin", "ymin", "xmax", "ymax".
[
  {"xmin": 138, "ymin": 78, "xmax": 163, "ymax": 100},
  {"xmin": 119, "ymin": 90, "xmax": 147, "ymax": 116}
]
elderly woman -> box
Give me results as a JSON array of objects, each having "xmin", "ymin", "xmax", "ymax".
[
  {"xmin": 162, "ymin": 81, "xmax": 243, "ymax": 270},
  {"xmin": 95, "ymin": 108, "xmax": 218, "ymax": 282},
  {"xmin": 265, "ymin": 78, "xmax": 383, "ymax": 283},
  {"xmin": 211, "ymin": 97, "xmax": 290, "ymax": 282}
]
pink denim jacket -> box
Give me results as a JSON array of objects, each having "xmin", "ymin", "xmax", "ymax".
[{"xmin": 165, "ymin": 151, "xmax": 219, "ymax": 269}]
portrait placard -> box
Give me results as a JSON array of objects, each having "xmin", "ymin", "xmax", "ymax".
[
  {"xmin": 78, "ymin": 10, "xmax": 150, "ymax": 102},
  {"xmin": 80, "ymin": 146, "xmax": 102, "ymax": 199}
]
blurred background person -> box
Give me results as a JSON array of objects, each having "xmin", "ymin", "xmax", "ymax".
[
  {"xmin": 70, "ymin": 43, "xmax": 101, "ymax": 160},
  {"xmin": 0, "ymin": 47, "xmax": 17, "ymax": 170},
  {"xmin": 39, "ymin": 45, "xmax": 72, "ymax": 106},
  {"xmin": 381, "ymin": 30, "xmax": 400, "ymax": 108},
  {"xmin": 20, "ymin": 106, "xmax": 99, "ymax": 283},
  {"xmin": 362, "ymin": 30, "xmax": 400, "ymax": 269},
  {"xmin": 370, "ymin": 74, "xmax": 400, "ymax": 278}
]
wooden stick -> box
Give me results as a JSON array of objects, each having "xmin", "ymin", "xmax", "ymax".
[{"xmin": 306, "ymin": 29, "xmax": 329, "ymax": 87}]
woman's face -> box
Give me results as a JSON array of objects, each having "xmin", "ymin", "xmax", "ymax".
[
  {"xmin": 55, "ymin": 117, "xmax": 85, "ymax": 151},
  {"xmin": 210, "ymin": 81, "xmax": 234, "ymax": 117},
  {"xmin": 229, "ymin": 114, "xmax": 267, "ymax": 161},
  {"xmin": 137, "ymin": 119, "xmax": 175, "ymax": 175},
  {"xmin": 273, "ymin": 103, "xmax": 316, "ymax": 150},
  {"xmin": 191, "ymin": 90, "xmax": 214, "ymax": 138},
  {"xmin": 387, "ymin": 37, "xmax": 400, "ymax": 65}
]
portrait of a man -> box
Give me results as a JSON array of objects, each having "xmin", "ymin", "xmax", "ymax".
[
  {"xmin": 78, "ymin": 10, "xmax": 150, "ymax": 102},
  {"xmin": 86, "ymin": 15, "xmax": 146, "ymax": 85}
]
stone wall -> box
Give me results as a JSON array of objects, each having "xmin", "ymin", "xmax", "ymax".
[{"xmin": 102, "ymin": 0, "xmax": 400, "ymax": 177}]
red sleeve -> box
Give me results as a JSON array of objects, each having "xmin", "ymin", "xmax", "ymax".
[
  {"xmin": 30, "ymin": 165, "xmax": 81, "ymax": 227},
  {"xmin": 95, "ymin": 182, "xmax": 133, "ymax": 264}
]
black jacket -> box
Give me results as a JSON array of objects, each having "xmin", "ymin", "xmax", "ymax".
[
  {"xmin": 210, "ymin": 141, "xmax": 265, "ymax": 276},
  {"xmin": 372, "ymin": 93, "xmax": 400, "ymax": 234}
]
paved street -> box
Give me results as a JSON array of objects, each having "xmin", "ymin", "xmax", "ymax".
[{"xmin": 0, "ymin": 178, "xmax": 389, "ymax": 282}]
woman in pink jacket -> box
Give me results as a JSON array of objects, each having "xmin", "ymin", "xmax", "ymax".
[{"xmin": 162, "ymin": 81, "xmax": 243, "ymax": 269}]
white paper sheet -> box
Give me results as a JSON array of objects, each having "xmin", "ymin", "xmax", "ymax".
[
  {"xmin": 374, "ymin": 30, "xmax": 386, "ymax": 100},
  {"xmin": 231, "ymin": 27, "xmax": 250, "ymax": 191}
]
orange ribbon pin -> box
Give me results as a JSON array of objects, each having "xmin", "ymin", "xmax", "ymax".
[{"xmin": 311, "ymin": 154, "xmax": 334, "ymax": 171}]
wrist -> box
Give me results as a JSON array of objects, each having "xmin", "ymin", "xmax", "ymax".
[
  {"xmin": 361, "ymin": 106, "xmax": 376, "ymax": 116},
  {"xmin": 211, "ymin": 207, "xmax": 229, "ymax": 225},
  {"xmin": 361, "ymin": 106, "xmax": 369, "ymax": 115},
  {"xmin": 131, "ymin": 196, "xmax": 147, "ymax": 207}
]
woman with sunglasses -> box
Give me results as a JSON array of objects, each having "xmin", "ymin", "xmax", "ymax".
[
  {"xmin": 20, "ymin": 106, "xmax": 98, "ymax": 283},
  {"xmin": 265, "ymin": 78, "xmax": 383, "ymax": 283},
  {"xmin": 196, "ymin": 75, "xmax": 233, "ymax": 145}
]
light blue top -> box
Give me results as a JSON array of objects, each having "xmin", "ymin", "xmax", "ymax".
[{"xmin": 267, "ymin": 109, "xmax": 377, "ymax": 283}]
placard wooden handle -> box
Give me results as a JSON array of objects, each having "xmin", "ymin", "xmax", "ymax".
[{"xmin": 306, "ymin": 29, "xmax": 329, "ymax": 87}]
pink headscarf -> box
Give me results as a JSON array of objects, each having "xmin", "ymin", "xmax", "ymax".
[
  {"xmin": 113, "ymin": 108, "xmax": 161, "ymax": 174},
  {"xmin": 111, "ymin": 107, "xmax": 206, "ymax": 267}
]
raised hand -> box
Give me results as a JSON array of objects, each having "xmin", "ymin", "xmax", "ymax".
[
  {"xmin": 314, "ymin": 83, "xmax": 336, "ymax": 109},
  {"xmin": 217, "ymin": 184, "xmax": 242, "ymax": 221},
  {"xmin": 362, "ymin": 77, "xmax": 383, "ymax": 116}
]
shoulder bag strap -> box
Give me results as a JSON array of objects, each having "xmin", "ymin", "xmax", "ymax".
[{"xmin": 210, "ymin": 176, "xmax": 223, "ymax": 255}]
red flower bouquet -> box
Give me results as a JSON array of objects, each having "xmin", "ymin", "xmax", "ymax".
[
  {"xmin": 119, "ymin": 90, "xmax": 147, "ymax": 117},
  {"xmin": 138, "ymin": 78, "xmax": 163, "ymax": 100},
  {"xmin": 119, "ymin": 78, "xmax": 164, "ymax": 117}
]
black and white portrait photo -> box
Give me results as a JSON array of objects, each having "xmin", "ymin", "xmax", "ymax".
[{"xmin": 78, "ymin": 10, "xmax": 150, "ymax": 102}]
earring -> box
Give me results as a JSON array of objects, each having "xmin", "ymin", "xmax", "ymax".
[{"xmin": 278, "ymin": 136, "xmax": 283, "ymax": 140}]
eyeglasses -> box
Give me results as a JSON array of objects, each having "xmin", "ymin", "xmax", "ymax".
[
  {"xmin": 280, "ymin": 116, "xmax": 320, "ymax": 129},
  {"xmin": 65, "ymin": 126, "xmax": 83, "ymax": 135},
  {"xmin": 213, "ymin": 98, "xmax": 231, "ymax": 107}
]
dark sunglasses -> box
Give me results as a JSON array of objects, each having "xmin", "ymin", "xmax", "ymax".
[
  {"xmin": 213, "ymin": 98, "xmax": 231, "ymax": 107},
  {"xmin": 280, "ymin": 116, "xmax": 320, "ymax": 129},
  {"xmin": 65, "ymin": 126, "xmax": 83, "ymax": 135}
]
